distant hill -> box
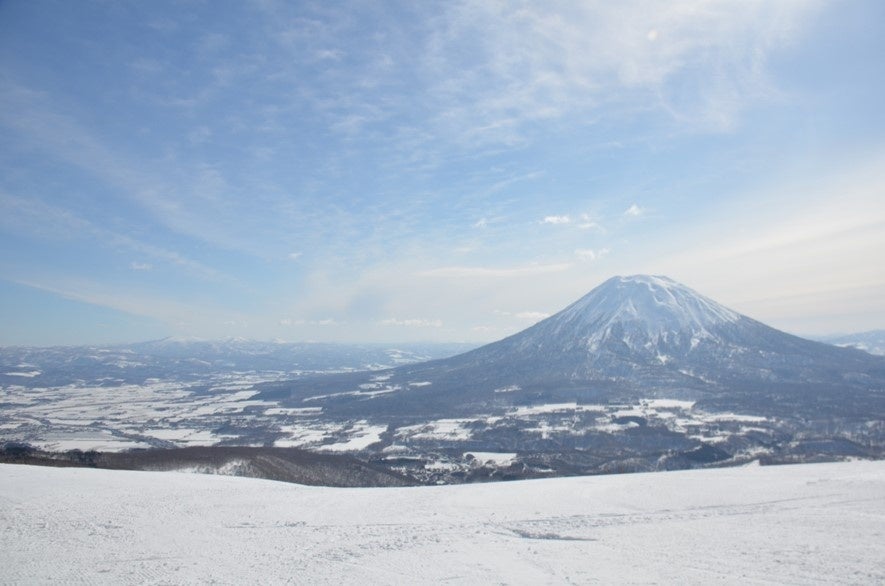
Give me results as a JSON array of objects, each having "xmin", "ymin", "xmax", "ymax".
[
  {"xmin": 0, "ymin": 444, "xmax": 416, "ymax": 487},
  {"xmin": 819, "ymin": 330, "xmax": 885, "ymax": 356}
]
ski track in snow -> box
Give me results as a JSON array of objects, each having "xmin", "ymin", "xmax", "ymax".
[{"xmin": 2, "ymin": 460, "xmax": 884, "ymax": 584}]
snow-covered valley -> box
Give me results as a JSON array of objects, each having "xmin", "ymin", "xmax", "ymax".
[
  {"xmin": 3, "ymin": 278, "xmax": 884, "ymax": 483},
  {"xmin": 2, "ymin": 460, "xmax": 883, "ymax": 584}
]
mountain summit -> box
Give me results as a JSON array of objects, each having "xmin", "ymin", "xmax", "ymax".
[
  {"xmin": 506, "ymin": 274, "xmax": 742, "ymax": 357},
  {"xmin": 557, "ymin": 274, "xmax": 740, "ymax": 335}
]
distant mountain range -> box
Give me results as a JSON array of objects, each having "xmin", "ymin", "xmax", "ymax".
[
  {"xmin": 0, "ymin": 340, "xmax": 477, "ymax": 388},
  {"xmin": 817, "ymin": 330, "xmax": 885, "ymax": 356}
]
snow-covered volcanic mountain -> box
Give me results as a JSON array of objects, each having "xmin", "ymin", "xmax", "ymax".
[
  {"xmin": 451, "ymin": 274, "xmax": 883, "ymax": 385},
  {"xmin": 261, "ymin": 275, "xmax": 885, "ymax": 419}
]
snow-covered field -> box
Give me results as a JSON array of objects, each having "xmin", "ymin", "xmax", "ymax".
[
  {"xmin": 0, "ymin": 369, "xmax": 808, "ymax": 464},
  {"xmin": 2, "ymin": 461, "xmax": 883, "ymax": 584}
]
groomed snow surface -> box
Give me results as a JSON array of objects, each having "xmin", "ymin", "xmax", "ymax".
[{"xmin": 2, "ymin": 461, "xmax": 884, "ymax": 584}]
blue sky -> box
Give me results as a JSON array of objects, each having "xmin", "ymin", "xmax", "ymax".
[{"xmin": 1, "ymin": 0, "xmax": 884, "ymax": 346}]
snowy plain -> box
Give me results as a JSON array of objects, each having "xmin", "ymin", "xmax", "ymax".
[{"xmin": 2, "ymin": 460, "xmax": 883, "ymax": 584}]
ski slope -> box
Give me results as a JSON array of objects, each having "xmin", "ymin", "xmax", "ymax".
[{"xmin": 2, "ymin": 460, "xmax": 883, "ymax": 584}]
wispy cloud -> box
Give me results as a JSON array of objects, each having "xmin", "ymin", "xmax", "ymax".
[
  {"xmin": 422, "ymin": 1, "xmax": 823, "ymax": 145},
  {"xmin": 485, "ymin": 170, "xmax": 545, "ymax": 194},
  {"xmin": 11, "ymin": 276, "xmax": 224, "ymax": 328},
  {"xmin": 279, "ymin": 318, "xmax": 344, "ymax": 327},
  {"xmin": 418, "ymin": 263, "xmax": 572, "ymax": 278},
  {"xmin": 471, "ymin": 325, "xmax": 497, "ymax": 334},
  {"xmin": 578, "ymin": 214, "xmax": 605, "ymax": 231},
  {"xmin": 378, "ymin": 318, "xmax": 443, "ymax": 328},
  {"xmin": 495, "ymin": 309, "xmax": 550, "ymax": 321},
  {"xmin": 516, "ymin": 311, "xmax": 550, "ymax": 320},
  {"xmin": 242, "ymin": 1, "xmax": 820, "ymax": 168},
  {"xmin": 0, "ymin": 80, "xmax": 297, "ymax": 260},
  {"xmin": 624, "ymin": 204, "xmax": 644, "ymax": 217},
  {"xmin": 1, "ymin": 0, "xmax": 872, "ymax": 344},
  {"xmin": 0, "ymin": 191, "xmax": 226, "ymax": 282},
  {"xmin": 574, "ymin": 248, "xmax": 611, "ymax": 262},
  {"xmin": 0, "ymin": 1, "xmax": 820, "ymax": 274},
  {"xmin": 650, "ymin": 153, "xmax": 885, "ymax": 333}
]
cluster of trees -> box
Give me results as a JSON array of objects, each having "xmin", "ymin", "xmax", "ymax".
[{"xmin": 0, "ymin": 442, "xmax": 100, "ymax": 467}]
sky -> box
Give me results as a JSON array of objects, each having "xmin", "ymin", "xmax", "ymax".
[{"xmin": 1, "ymin": 0, "xmax": 884, "ymax": 346}]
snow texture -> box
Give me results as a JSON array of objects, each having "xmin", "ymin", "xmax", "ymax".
[
  {"xmin": 2, "ymin": 460, "xmax": 883, "ymax": 584},
  {"xmin": 554, "ymin": 274, "xmax": 740, "ymax": 351}
]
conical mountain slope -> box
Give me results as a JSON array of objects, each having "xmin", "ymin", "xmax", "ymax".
[{"xmin": 262, "ymin": 275, "xmax": 885, "ymax": 419}]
